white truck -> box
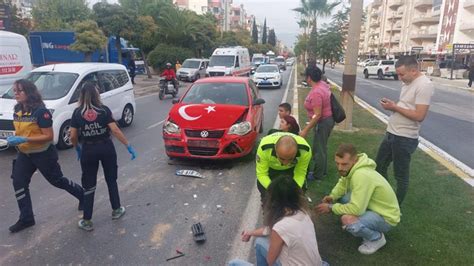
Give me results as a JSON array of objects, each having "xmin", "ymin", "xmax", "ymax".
[
  {"xmin": 363, "ymin": 59, "xmax": 398, "ymax": 80},
  {"xmin": 0, "ymin": 30, "xmax": 33, "ymax": 94},
  {"xmin": 207, "ymin": 46, "xmax": 251, "ymax": 77}
]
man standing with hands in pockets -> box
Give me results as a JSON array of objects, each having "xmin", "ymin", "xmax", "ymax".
[{"xmin": 375, "ymin": 56, "xmax": 434, "ymax": 205}]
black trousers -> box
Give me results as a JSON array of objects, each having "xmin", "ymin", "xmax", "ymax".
[
  {"xmin": 11, "ymin": 145, "xmax": 84, "ymax": 222},
  {"xmin": 81, "ymin": 139, "xmax": 121, "ymax": 220},
  {"xmin": 257, "ymin": 167, "xmax": 298, "ymax": 203}
]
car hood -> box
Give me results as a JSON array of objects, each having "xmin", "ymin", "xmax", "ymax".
[
  {"xmin": 168, "ymin": 103, "xmax": 248, "ymax": 128},
  {"xmin": 178, "ymin": 68, "xmax": 198, "ymax": 74},
  {"xmin": 254, "ymin": 72, "xmax": 279, "ymax": 78},
  {"xmin": 0, "ymin": 98, "xmax": 16, "ymax": 120}
]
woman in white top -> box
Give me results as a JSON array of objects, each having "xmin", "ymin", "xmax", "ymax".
[{"xmin": 229, "ymin": 176, "xmax": 324, "ymax": 266}]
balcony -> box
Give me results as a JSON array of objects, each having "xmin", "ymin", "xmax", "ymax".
[
  {"xmin": 410, "ymin": 29, "xmax": 437, "ymax": 40},
  {"xmin": 385, "ymin": 36, "xmax": 400, "ymax": 43},
  {"xmin": 388, "ymin": 13, "xmax": 403, "ymax": 21},
  {"xmin": 389, "ymin": 0, "xmax": 404, "ymax": 10},
  {"xmin": 387, "ymin": 24, "xmax": 402, "ymax": 32},
  {"xmin": 370, "ymin": 20, "xmax": 380, "ymax": 28},
  {"xmin": 412, "ymin": 16, "xmax": 439, "ymax": 25},
  {"xmin": 369, "ymin": 31, "xmax": 380, "ymax": 37},
  {"xmin": 464, "ymin": 0, "xmax": 474, "ymax": 10},
  {"xmin": 459, "ymin": 22, "xmax": 474, "ymax": 32},
  {"xmin": 371, "ymin": 11, "xmax": 379, "ymax": 18},
  {"xmin": 414, "ymin": 0, "xmax": 432, "ymax": 10},
  {"xmin": 372, "ymin": 0, "xmax": 382, "ymax": 8}
]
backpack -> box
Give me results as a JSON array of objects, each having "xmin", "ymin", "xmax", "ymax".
[{"xmin": 330, "ymin": 93, "xmax": 346, "ymax": 123}]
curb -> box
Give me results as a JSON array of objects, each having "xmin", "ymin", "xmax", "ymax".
[{"xmin": 327, "ymin": 78, "xmax": 474, "ymax": 186}]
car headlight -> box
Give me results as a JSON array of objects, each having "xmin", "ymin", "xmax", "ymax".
[
  {"xmin": 163, "ymin": 121, "xmax": 180, "ymax": 134},
  {"xmin": 228, "ymin": 121, "xmax": 252, "ymax": 136}
]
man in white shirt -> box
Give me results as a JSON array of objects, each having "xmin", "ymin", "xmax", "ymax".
[{"xmin": 376, "ymin": 56, "xmax": 434, "ymax": 204}]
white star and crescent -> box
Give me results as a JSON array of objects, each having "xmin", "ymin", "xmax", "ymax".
[{"xmin": 178, "ymin": 105, "xmax": 216, "ymax": 121}]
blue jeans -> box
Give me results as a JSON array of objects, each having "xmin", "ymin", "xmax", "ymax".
[
  {"xmin": 228, "ymin": 237, "xmax": 281, "ymax": 266},
  {"xmin": 375, "ymin": 132, "xmax": 418, "ymax": 204},
  {"xmin": 340, "ymin": 194, "xmax": 392, "ymax": 241}
]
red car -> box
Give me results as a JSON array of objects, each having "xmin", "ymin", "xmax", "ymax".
[{"xmin": 163, "ymin": 77, "xmax": 265, "ymax": 159}]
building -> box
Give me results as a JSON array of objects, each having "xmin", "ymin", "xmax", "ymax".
[
  {"xmin": 10, "ymin": 0, "xmax": 33, "ymax": 18},
  {"xmin": 174, "ymin": 0, "xmax": 208, "ymax": 15}
]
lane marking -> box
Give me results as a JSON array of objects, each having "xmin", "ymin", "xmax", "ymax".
[
  {"xmin": 227, "ymin": 65, "xmax": 295, "ymax": 263},
  {"xmin": 146, "ymin": 119, "xmax": 165, "ymax": 130},
  {"xmin": 328, "ymin": 78, "xmax": 474, "ymax": 186}
]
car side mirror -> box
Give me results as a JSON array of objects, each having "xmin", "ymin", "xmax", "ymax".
[
  {"xmin": 172, "ymin": 99, "xmax": 179, "ymax": 104},
  {"xmin": 253, "ymin": 98, "xmax": 265, "ymax": 105}
]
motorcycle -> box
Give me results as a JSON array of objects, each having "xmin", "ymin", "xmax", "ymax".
[{"xmin": 159, "ymin": 78, "xmax": 179, "ymax": 100}]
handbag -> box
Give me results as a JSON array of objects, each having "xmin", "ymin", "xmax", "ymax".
[{"xmin": 330, "ymin": 93, "xmax": 346, "ymax": 123}]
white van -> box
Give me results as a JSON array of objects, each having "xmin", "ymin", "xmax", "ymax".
[
  {"xmin": 0, "ymin": 63, "xmax": 136, "ymax": 149},
  {"xmin": 0, "ymin": 30, "xmax": 33, "ymax": 94},
  {"xmin": 206, "ymin": 46, "xmax": 251, "ymax": 77}
]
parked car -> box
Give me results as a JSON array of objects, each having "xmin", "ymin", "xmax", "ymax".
[
  {"xmin": 253, "ymin": 64, "xmax": 282, "ymax": 89},
  {"xmin": 162, "ymin": 77, "xmax": 265, "ymax": 159},
  {"xmin": 363, "ymin": 60, "xmax": 398, "ymax": 80},
  {"xmin": 0, "ymin": 63, "xmax": 136, "ymax": 149},
  {"xmin": 358, "ymin": 59, "xmax": 374, "ymax": 67},
  {"xmin": 274, "ymin": 56, "xmax": 287, "ymax": 71},
  {"xmin": 286, "ymin": 58, "xmax": 295, "ymax": 66},
  {"xmin": 177, "ymin": 58, "xmax": 209, "ymax": 82}
]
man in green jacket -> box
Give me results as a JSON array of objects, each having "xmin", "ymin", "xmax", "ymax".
[
  {"xmin": 317, "ymin": 143, "xmax": 400, "ymax": 255},
  {"xmin": 256, "ymin": 132, "xmax": 312, "ymax": 201}
]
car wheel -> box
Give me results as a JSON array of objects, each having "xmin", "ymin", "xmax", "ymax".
[
  {"xmin": 378, "ymin": 70, "xmax": 384, "ymax": 80},
  {"xmin": 364, "ymin": 70, "xmax": 369, "ymax": 79},
  {"xmin": 118, "ymin": 104, "xmax": 134, "ymax": 127},
  {"xmin": 159, "ymin": 89, "xmax": 165, "ymax": 100},
  {"xmin": 57, "ymin": 120, "xmax": 72, "ymax": 150},
  {"xmin": 394, "ymin": 74, "xmax": 399, "ymax": 80}
]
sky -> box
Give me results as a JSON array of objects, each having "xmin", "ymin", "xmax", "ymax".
[{"xmin": 88, "ymin": 0, "xmax": 373, "ymax": 49}]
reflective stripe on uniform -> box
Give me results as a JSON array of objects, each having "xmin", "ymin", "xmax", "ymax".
[
  {"xmin": 15, "ymin": 188, "xmax": 25, "ymax": 195},
  {"xmin": 16, "ymin": 194, "xmax": 26, "ymax": 200},
  {"xmin": 84, "ymin": 186, "xmax": 96, "ymax": 195}
]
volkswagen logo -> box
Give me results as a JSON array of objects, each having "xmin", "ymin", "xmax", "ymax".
[{"xmin": 200, "ymin": 130, "xmax": 209, "ymax": 138}]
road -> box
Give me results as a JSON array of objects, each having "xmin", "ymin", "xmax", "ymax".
[
  {"xmin": 0, "ymin": 68, "xmax": 294, "ymax": 265},
  {"xmin": 324, "ymin": 66, "xmax": 474, "ymax": 169}
]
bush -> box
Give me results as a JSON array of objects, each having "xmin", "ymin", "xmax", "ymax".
[{"xmin": 148, "ymin": 44, "xmax": 194, "ymax": 71}]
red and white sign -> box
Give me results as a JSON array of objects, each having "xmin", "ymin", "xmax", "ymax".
[
  {"xmin": 438, "ymin": 0, "xmax": 460, "ymax": 52},
  {"xmin": 0, "ymin": 47, "xmax": 23, "ymax": 75}
]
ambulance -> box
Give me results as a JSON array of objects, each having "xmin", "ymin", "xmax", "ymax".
[{"xmin": 206, "ymin": 46, "xmax": 251, "ymax": 77}]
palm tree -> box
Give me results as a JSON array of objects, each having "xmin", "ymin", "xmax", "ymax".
[{"xmin": 293, "ymin": 0, "xmax": 340, "ymax": 63}]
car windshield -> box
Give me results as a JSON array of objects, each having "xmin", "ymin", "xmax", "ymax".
[
  {"xmin": 2, "ymin": 72, "xmax": 78, "ymax": 100},
  {"xmin": 256, "ymin": 65, "xmax": 278, "ymax": 73},
  {"xmin": 275, "ymin": 58, "xmax": 285, "ymax": 62},
  {"xmin": 181, "ymin": 82, "xmax": 249, "ymax": 106},
  {"xmin": 182, "ymin": 60, "xmax": 201, "ymax": 69},
  {"xmin": 209, "ymin": 55, "xmax": 235, "ymax": 67},
  {"xmin": 252, "ymin": 57, "xmax": 264, "ymax": 63}
]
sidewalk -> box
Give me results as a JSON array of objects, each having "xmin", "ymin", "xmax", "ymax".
[{"xmin": 132, "ymin": 74, "xmax": 160, "ymax": 98}]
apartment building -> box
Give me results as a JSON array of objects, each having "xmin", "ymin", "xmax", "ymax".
[
  {"xmin": 359, "ymin": 0, "xmax": 473, "ymax": 61},
  {"xmin": 207, "ymin": 0, "xmax": 250, "ymax": 32}
]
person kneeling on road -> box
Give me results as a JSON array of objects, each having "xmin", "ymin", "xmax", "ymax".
[
  {"xmin": 256, "ymin": 132, "xmax": 311, "ymax": 202},
  {"xmin": 229, "ymin": 176, "xmax": 325, "ymax": 266},
  {"xmin": 70, "ymin": 81, "xmax": 137, "ymax": 231},
  {"xmin": 316, "ymin": 143, "xmax": 400, "ymax": 255}
]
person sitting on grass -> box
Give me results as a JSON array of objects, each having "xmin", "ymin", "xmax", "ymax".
[
  {"xmin": 229, "ymin": 176, "xmax": 325, "ymax": 266},
  {"xmin": 316, "ymin": 143, "xmax": 400, "ymax": 255},
  {"xmin": 278, "ymin": 102, "xmax": 291, "ymax": 119},
  {"xmin": 267, "ymin": 115, "xmax": 300, "ymax": 135}
]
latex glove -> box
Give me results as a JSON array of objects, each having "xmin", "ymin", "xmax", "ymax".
[
  {"xmin": 75, "ymin": 145, "xmax": 82, "ymax": 161},
  {"xmin": 6, "ymin": 136, "xmax": 28, "ymax": 146},
  {"xmin": 127, "ymin": 144, "xmax": 136, "ymax": 160}
]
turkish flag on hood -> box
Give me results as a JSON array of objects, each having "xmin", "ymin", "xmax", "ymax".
[{"xmin": 169, "ymin": 103, "xmax": 248, "ymax": 129}]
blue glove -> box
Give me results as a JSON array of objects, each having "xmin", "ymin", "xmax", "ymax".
[
  {"xmin": 6, "ymin": 136, "xmax": 28, "ymax": 146},
  {"xmin": 75, "ymin": 145, "xmax": 82, "ymax": 161},
  {"xmin": 127, "ymin": 144, "xmax": 136, "ymax": 160}
]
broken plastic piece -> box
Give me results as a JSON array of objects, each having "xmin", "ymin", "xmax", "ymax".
[
  {"xmin": 176, "ymin": 169, "xmax": 205, "ymax": 178},
  {"xmin": 191, "ymin": 222, "xmax": 206, "ymax": 243}
]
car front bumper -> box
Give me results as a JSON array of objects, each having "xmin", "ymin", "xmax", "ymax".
[{"xmin": 254, "ymin": 78, "xmax": 281, "ymax": 88}]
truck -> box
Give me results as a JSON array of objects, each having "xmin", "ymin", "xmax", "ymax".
[
  {"xmin": 206, "ymin": 46, "xmax": 251, "ymax": 77},
  {"xmin": 28, "ymin": 31, "xmax": 145, "ymax": 73}
]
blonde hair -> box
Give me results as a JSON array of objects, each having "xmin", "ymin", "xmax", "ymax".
[{"xmin": 78, "ymin": 81, "xmax": 104, "ymax": 114}]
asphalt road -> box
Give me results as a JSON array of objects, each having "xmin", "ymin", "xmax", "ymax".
[
  {"xmin": 324, "ymin": 67, "xmax": 474, "ymax": 169},
  {"xmin": 0, "ymin": 68, "xmax": 294, "ymax": 265}
]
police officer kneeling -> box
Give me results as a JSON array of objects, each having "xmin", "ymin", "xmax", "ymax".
[{"xmin": 256, "ymin": 132, "xmax": 312, "ymax": 201}]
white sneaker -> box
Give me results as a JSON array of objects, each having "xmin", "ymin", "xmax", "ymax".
[{"xmin": 358, "ymin": 233, "xmax": 386, "ymax": 255}]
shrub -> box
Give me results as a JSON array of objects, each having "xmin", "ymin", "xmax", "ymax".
[{"xmin": 147, "ymin": 44, "xmax": 194, "ymax": 71}]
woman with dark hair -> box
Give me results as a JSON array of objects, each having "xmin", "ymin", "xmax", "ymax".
[
  {"xmin": 70, "ymin": 81, "xmax": 137, "ymax": 231},
  {"xmin": 6, "ymin": 79, "xmax": 84, "ymax": 233},
  {"xmin": 267, "ymin": 115, "xmax": 300, "ymax": 136},
  {"xmin": 229, "ymin": 177, "xmax": 324, "ymax": 266},
  {"xmin": 300, "ymin": 65, "xmax": 334, "ymax": 180}
]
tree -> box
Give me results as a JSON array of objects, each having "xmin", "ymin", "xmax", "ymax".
[
  {"xmin": 268, "ymin": 29, "xmax": 276, "ymax": 47},
  {"xmin": 93, "ymin": 2, "xmax": 135, "ymax": 64},
  {"xmin": 32, "ymin": 0, "xmax": 90, "ymax": 30},
  {"xmin": 251, "ymin": 17, "xmax": 259, "ymax": 44},
  {"xmin": 70, "ymin": 20, "xmax": 107, "ymax": 62},
  {"xmin": 261, "ymin": 18, "xmax": 267, "ymax": 44},
  {"xmin": 3, "ymin": 2, "xmax": 32, "ymax": 35},
  {"xmin": 118, "ymin": 0, "xmax": 173, "ymax": 18},
  {"xmin": 316, "ymin": 25, "xmax": 344, "ymax": 72}
]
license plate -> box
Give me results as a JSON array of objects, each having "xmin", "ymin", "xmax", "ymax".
[
  {"xmin": 187, "ymin": 140, "xmax": 219, "ymax": 148},
  {"xmin": 0, "ymin": 131, "xmax": 14, "ymax": 138}
]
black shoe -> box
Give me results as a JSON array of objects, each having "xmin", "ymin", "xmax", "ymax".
[{"xmin": 9, "ymin": 219, "xmax": 35, "ymax": 233}]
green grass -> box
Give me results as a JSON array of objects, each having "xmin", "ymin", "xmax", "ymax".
[{"xmin": 297, "ymin": 65, "xmax": 474, "ymax": 265}]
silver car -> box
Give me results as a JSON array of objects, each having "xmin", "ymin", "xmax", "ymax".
[{"xmin": 177, "ymin": 59, "xmax": 209, "ymax": 82}]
